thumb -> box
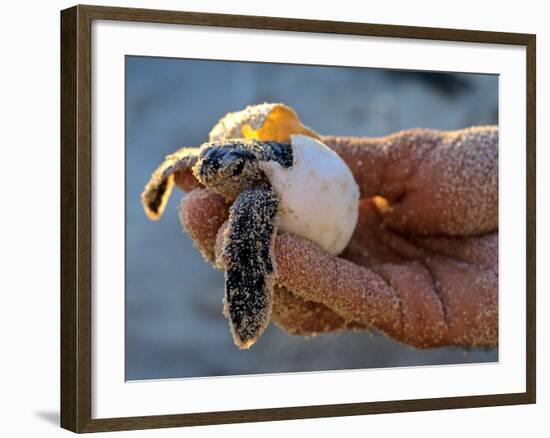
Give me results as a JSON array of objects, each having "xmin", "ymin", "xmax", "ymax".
[{"xmin": 322, "ymin": 126, "xmax": 498, "ymax": 236}]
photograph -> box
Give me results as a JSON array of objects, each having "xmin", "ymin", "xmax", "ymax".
[{"xmin": 126, "ymin": 56, "xmax": 499, "ymax": 380}]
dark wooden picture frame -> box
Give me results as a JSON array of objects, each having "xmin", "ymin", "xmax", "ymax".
[{"xmin": 61, "ymin": 4, "xmax": 536, "ymax": 433}]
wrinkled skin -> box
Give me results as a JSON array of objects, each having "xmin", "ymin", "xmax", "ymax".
[{"xmin": 177, "ymin": 128, "xmax": 498, "ymax": 349}]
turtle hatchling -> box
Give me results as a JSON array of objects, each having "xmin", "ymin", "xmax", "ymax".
[{"xmin": 142, "ymin": 133, "xmax": 360, "ymax": 348}]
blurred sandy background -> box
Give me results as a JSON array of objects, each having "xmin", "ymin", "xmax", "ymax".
[{"xmin": 125, "ymin": 56, "xmax": 498, "ymax": 380}]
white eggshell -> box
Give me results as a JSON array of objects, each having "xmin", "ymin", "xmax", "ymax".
[{"xmin": 259, "ymin": 134, "xmax": 359, "ymax": 255}]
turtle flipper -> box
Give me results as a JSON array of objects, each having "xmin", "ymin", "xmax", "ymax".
[
  {"xmin": 222, "ymin": 184, "xmax": 279, "ymax": 348},
  {"xmin": 141, "ymin": 147, "xmax": 199, "ymax": 220}
]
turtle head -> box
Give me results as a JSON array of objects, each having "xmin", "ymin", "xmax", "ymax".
[{"xmin": 193, "ymin": 142, "xmax": 267, "ymax": 200}]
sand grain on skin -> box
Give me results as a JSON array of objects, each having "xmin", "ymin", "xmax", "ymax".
[
  {"xmin": 323, "ymin": 126, "xmax": 498, "ymax": 236},
  {"xmin": 179, "ymin": 189, "xmax": 230, "ymax": 262}
]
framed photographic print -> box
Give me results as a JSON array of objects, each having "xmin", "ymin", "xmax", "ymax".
[{"xmin": 60, "ymin": 4, "xmax": 536, "ymax": 433}]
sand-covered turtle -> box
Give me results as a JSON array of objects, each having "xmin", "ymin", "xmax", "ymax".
[{"xmin": 142, "ymin": 104, "xmax": 360, "ymax": 348}]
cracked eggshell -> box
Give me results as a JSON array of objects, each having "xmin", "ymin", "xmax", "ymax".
[{"xmin": 259, "ymin": 134, "xmax": 360, "ymax": 256}]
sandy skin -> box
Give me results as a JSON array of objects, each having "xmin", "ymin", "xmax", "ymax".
[{"xmin": 178, "ymin": 127, "xmax": 498, "ymax": 349}]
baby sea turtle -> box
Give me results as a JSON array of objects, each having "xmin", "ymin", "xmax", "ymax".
[{"xmin": 142, "ymin": 129, "xmax": 359, "ymax": 349}]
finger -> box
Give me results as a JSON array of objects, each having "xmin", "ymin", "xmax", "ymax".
[
  {"xmin": 272, "ymin": 233, "xmax": 497, "ymax": 348},
  {"xmin": 174, "ymin": 169, "xmax": 202, "ymax": 192},
  {"xmin": 272, "ymin": 233, "xmax": 414, "ymax": 344},
  {"xmin": 322, "ymin": 126, "xmax": 498, "ymax": 236},
  {"xmin": 178, "ymin": 188, "xmax": 230, "ymax": 262},
  {"xmin": 419, "ymin": 255, "xmax": 498, "ymax": 347},
  {"xmin": 346, "ymin": 198, "xmax": 498, "ymax": 267},
  {"xmin": 410, "ymin": 232, "xmax": 498, "ymax": 267},
  {"xmin": 343, "ymin": 198, "xmax": 424, "ymax": 267},
  {"xmin": 271, "ymin": 286, "xmax": 362, "ymax": 336}
]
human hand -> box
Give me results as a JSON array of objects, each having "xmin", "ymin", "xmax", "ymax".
[{"xmin": 176, "ymin": 125, "xmax": 498, "ymax": 349}]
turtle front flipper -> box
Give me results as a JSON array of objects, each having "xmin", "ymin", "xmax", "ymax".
[
  {"xmin": 222, "ymin": 184, "xmax": 279, "ymax": 349},
  {"xmin": 141, "ymin": 147, "xmax": 199, "ymax": 220}
]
